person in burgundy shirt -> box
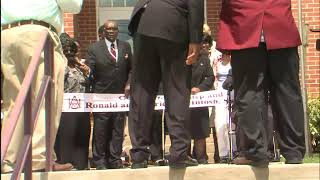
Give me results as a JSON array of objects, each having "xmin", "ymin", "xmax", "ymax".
[{"xmin": 216, "ymin": 0, "xmax": 305, "ymax": 167}]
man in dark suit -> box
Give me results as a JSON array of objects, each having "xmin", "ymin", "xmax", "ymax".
[
  {"xmin": 86, "ymin": 20, "xmax": 132, "ymax": 170},
  {"xmin": 127, "ymin": 0, "xmax": 204, "ymax": 169},
  {"xmin": 216, "ymin": 0, "xmax": 306, "ymax": 167}
]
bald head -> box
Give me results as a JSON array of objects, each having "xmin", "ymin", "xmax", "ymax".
[
  {"xmin": 104, "ymin": 20, "xmax": 118, "ymax": 27},
  {"xmin": 104, "ymin": 20, "xmax": 119, "ymax": 42}
]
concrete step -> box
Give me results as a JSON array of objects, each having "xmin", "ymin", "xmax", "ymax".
[{"xmin": 2, "ymin": 163, "xmax": 319, "ymax": 180}]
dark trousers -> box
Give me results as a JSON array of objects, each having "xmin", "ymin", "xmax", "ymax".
[
  {"xmin": 149, "ymin": 110, "xmax": 165, "ymax": 161},
  {"xmin": 231, "ymin": 43, "xmax": 305, "ymax": 161},
  {"xmin": 128, "ymin": 33, "xmax": 191, "ymax": 163},
  {"xmin": 266, "ymin": 103, "xmax": 278, "ymax": 158},
  {"xmin": 54, "ymin": 112, "xmax": 90, "ymax": 170},
  {"xmin": 92, "ymin": 112, "xmax": 125, "ymax": 167}
]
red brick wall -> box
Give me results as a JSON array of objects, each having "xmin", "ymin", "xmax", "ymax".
[
  {"xmin": 206, "ymin": 0, "xmax": 320, "ymax": 98},
  {"xmin": 75, "ymin": 0, "xmax": 97, "ymax": 59},
  {"xmin": 291, "ymin": 0, "xmax": 320, "ymax": 98},
  {"xmin": 64, "ymin": 0, "xmax": 97, "ymax": 59},
  {"xmin": 206, "ymin": 0, "xmax": 221, "ymax": 38},
  {"xmin": 63, "ymin": 13, "xmax": 75, "ymax": 37}
]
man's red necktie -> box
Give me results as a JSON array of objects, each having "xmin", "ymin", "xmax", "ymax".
[{"xmin": 110, "ymin": 43, "xmax": 117, "ymax": 61}]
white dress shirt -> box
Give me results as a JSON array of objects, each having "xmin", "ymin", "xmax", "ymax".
[
  {"xmin": 105, "ymin": 38, "xmax": 118, "ymax": 62},
  {"xmin": 260, "ymin": 30, "xmax": 265, "ymax": 42}
]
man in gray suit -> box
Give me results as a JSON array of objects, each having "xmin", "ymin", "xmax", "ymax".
[
  {"xmin": 128, "ymin": 0, "xmax": 204, "ymax": 169},
  {"xmin": 86, "ymin": 20, "xmax": 132, "ymax": 170}
]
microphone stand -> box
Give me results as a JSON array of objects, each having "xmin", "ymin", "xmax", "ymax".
[{"xmin": 226, "ymin": 88, "xmax": 234, "ymax": 163}]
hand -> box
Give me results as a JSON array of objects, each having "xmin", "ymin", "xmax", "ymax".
[
  {"xmin": 124, "ymin": 84, "xmax": 130, "ymax": 98},
  {"xmin": 186, "ymin": 43, "xmax": 201, "ymax": 65},
  {"xmin": 79, "ymin": 63, "xmax": 90, "ymax": 76},
  {"xmin": 191, "ymin": 87, "xmax": 201, "ymax": 95}
]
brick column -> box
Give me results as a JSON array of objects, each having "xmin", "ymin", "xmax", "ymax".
[
  {"xmin": 73, "ymin": 0, "xmax": 98, "ymax": 59},
  {"xmin": 63, "ymin": 13, "xmax": 75, "ymax": 37}
]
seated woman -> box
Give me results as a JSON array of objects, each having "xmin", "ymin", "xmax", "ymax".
[
  {"xmin": 189, "ymin": 34, "xmax": 214, "ymax": 164},
  {"xmin": 54, "ymin": 33, "xmax": 91, "ymax": 170}
]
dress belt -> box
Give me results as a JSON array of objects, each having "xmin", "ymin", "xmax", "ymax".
[{"xmin": 1, "ymin": 19, "xmax": 57, "ymax": 34}]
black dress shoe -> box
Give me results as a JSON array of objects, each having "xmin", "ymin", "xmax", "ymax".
[
  {"xmin": 268, "ymin": 153, "xmax": 280, "ymax": 162},
  {"xmin": 96, "ymin": 164, "xmax": 107, "ymax": 170},
  {"xmin": 233, "ymin": 156, "xmax": 269, "ymax": 168},
  {"xmin": 149, "ymin": 159, "xmax": 168, "ymax": 166},
  {"xmin": 285, "ymin": 158, "xmax": 303, "ymax": 164},
  {"xmin": 197, "ymin": 159, "xmax": 208, "ymax": 164},
  {"xmin": 214, "ymin": 157, "xmax": 220, "ymax": 163},
  {"xmin": 107, "ymin": 163, "xmax": 124, "ymax": 169},
  {"xmin": 169, "ymin": 156, "xmax": 198, "ymax": 168},
  {"xmin": 219, "ymin": 156, "xmax": 229, "ymax": 164},
  {"xmin": 154, "ymin": 159, "xmax": 169, "ymax": 166},
  {"xmin": 131, "ymin": 160, "xmax": 148, "ymax": 169}
]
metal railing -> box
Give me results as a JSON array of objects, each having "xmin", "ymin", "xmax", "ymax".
[{"xmin": 1, "ymin": 30, "xmax": 54, "ymax": 180}]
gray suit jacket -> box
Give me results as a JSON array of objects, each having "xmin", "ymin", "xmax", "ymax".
[{"xmin": 86, "ymin": 39, "xmax": 132, "ymax": 93}]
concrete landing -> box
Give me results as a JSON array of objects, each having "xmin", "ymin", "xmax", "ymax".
[{"xmin": 1, "ymin": 163, "xmax": 319, "ymax": 180}]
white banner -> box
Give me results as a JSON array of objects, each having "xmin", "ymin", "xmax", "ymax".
[{"xmin": 62, "ymin": 90, "xmax": 227, "ymax": 112}]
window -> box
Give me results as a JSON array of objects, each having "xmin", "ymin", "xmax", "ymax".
[
  {"xmin": 117, "ymin": 20, "xmax": 133, "ymax": 51},
  {"xmin": 117, "ymin": 20, "xmax": 131, "ymax": 42},
  {"xmin": 99, "ymin": 0, "xmax": 138, "ymax": 7},
  {"xmin": 97, "ymin": 0, "xmax": 135, "ymax": 47}
]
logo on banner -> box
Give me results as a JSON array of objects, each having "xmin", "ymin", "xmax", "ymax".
[{"xmin": 69, "ymin": 96, "xmax": 81, "ymax": 109}]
